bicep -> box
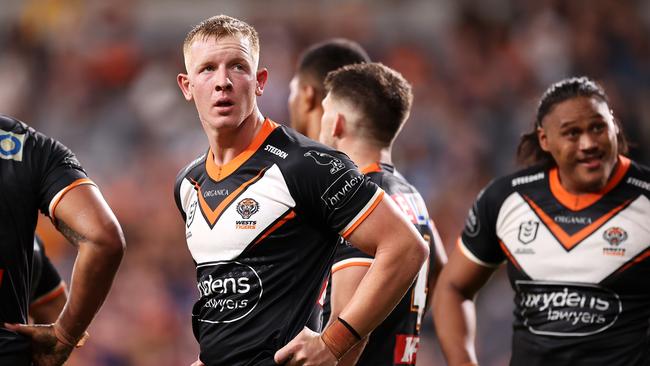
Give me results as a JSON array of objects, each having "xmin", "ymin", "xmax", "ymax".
[
  {"xmin": 53, "ymin": 185, "xmax": 123, "ymax": 246},
  {"xmin": 346, "ymin": 196, "xmax": 425, "ymax": 256}
]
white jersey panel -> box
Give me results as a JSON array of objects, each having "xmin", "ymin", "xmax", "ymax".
[
  {"xmin": 183, "ymin": 164, "xmax": 296, "ymax": 264},
  {"xmin": 498, "ymin": 193, "xmax": 650, "ymax": 282}
]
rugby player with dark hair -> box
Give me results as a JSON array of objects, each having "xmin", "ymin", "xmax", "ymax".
[
  {"xmin": 0, "ymin": 114, "xmax": 125, "ymax": 366},
  {"xmin": 319, "ymin": 62, "xmax": 447, "ymax": 365},
  {"xmin": 289, "ymin": 38, "xmax": 372, "ymax": 333},
  {"xmin": 433, "ymin": 77, "xmax": 650, "ymax": 365},
  {"xmin": 174, "ymin": 15, "xmax": 428, "ymax": 366},
  {"xmin": 289, "ymin": 38, "xmax": 370, "ymax": 140}
]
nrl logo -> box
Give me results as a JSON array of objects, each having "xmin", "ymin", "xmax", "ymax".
[
  {"xmin": 304, "ymin": 150, "xmax": 345, "ymax": 174},
  {"xmin": 236, "ymin": 198, "xmax": 259, "ymax": 219},
  {"xmin": 518, "ymin": 220, "xmax": 539, "ymax": 244},
  {"xmin": 603, "ymin": 227, "xmax": 627, "ymax": 246}
]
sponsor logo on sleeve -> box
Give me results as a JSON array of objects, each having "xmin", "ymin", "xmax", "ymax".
[
  {"xmin": 602, "ymin": 227, "xmax": 627, "ymax": 256},
  {"xmin": 393, "ymin": 334, "xmax": 419, "ymax": 365},
  {"xmin": 186, "ymin": 200, "xmax": 198, "ymax": 228},
  {"xmin": 515, "ymin": 281, "xmax": 621, "ymax": 337},
  {"xmin": 321, "ymin": 169, "xmax": 365, "ymax": 209},
  {"xmin": 194, "ymin": 261, "xmax": 263, "ymax": 324},
  {"xmin": 0, "ymin": 132, "xmax": 25, "ymax": 161},
  {"xmin": 518, "ymin": 220, "xmax": 539, "ymax": 244},
  {"xmin": 304, "ymin": 150, "xmax": 345, "ymax": 174},
  {"xmin": 463, "ymin": 204, "xmax": 480, "ymax": 237}
]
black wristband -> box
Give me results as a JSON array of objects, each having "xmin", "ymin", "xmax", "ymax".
[{"xmin": 337, "ymin": 316, "xmax": 362, "ymax": 340}]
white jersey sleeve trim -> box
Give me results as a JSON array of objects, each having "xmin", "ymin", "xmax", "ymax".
[{"xmin": 458, "ymin": 238, "xmax": 503, "ymax": 268}]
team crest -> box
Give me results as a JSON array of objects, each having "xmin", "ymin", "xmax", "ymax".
[
  {"xmin": 236, "ymin": 198, "xmax": 259, "ymax": 219},
  {"xmin": 603, "ymin": 227, "xmax": 627, "ymax": 246},
  {"xmin": 304, "ymin": 150, "xmax": 345, "ymax": 174},
  {"xmin": 518, "ymin": 220, "xmax": 539, "ymax": 244}
]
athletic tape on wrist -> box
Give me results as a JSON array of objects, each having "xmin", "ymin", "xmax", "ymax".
[
  {"xmin": 53, "ymin": 322, "xmax": 89, "ymax": 348},
  {"xmin": 320, "ymin": 317, "xmax": 362, "ymax": 360}
]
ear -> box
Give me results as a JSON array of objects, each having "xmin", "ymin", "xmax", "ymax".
[
  {"xmin": 177, "ymin": 73, "xmax": 193, "ymax": 101},
  {"xmin": 256, "ymin": 68, "xmax": 268, "ymax": 96},
  {"xmin": 303, "ymin": 85, "xmax": 317, "ymax": 111},
  {"xmin": 333, "ymin": 113, "xmax": 346, "ymax": 139},
  {"xmin": 537, "ymin": 127, "xmax": 549, "ymax": 152}
]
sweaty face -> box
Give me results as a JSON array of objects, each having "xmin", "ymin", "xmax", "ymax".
[
  {"xmin": 319, "ymin": 93, "xmax": 338, "ymax": 148},
  {"xmin": 180, "ymin": 35, "xmax": 265, "ymax": 131},
  {"xmin": 538, "ymin": 96, "xmax": 619, "ymax": 193}
]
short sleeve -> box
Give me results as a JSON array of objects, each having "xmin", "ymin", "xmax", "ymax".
[
  {"xmin": 459, "ymin": 184, "xmax": 506, "ymax": 267},
  {"xmin": 288, "ymin": 147, "xmax": 384, "ymax": 238},
  {"xmin": 31, "ymin": 133, "xmax": 92, "ymax": 217}
]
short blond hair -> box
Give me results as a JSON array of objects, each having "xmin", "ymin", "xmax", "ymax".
[{"xmin": 183, "ymin": 15, "xmax": 260, "ymax": 61}]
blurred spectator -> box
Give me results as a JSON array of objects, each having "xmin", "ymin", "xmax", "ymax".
[{"xmin": 0, "ymin": 0, "xmax": 647, "ymax": 364}]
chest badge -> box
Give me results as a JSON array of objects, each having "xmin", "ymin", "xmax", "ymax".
[{"xmin": 518, "ymin": 220, "xmax": 539, "ymax": 244}]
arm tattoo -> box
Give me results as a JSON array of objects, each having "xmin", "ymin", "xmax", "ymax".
[{"xmin": 56, "ymin": 219, "xmax": 87, "ymax": 246}]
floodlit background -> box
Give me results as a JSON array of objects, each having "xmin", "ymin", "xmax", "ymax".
[{"xmin": 1, "ymin": 0, "xmax": 649, "ymax": 365}]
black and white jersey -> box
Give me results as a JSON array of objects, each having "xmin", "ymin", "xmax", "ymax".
[
  {"xmin": 328, "ymin": 163, "xmax": 437, "ymax": 366},
  {"xmin": 174, "ymin": 119, "xmax": 384, "ymax": 366},
  {"xmin": 30, "ymin": 235, "xmax": 65, "ymax": 310},
  {"xmin": 461, "ymin": 156, "xmax": 650, "ymax": 366},
  {"xmin": 0, "ymin": 115, "xmax": 92, "ymax": 359}
]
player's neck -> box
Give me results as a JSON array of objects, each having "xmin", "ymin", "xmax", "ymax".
[
  {"xmin": 341, "ymin": 140, "xmax": 392, "ymax": 170},
  {"xmin": 207, "ymin": 110, "xmax": 265, "ymax": 166}
]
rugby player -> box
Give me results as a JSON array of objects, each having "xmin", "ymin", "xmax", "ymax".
[
  {"xmin": 289, "ymin": 38, "xmax": 370, "ymax": 140},
  {"xmin": 433, "ymin": 77, "xmax": 650, "ymax": 365},
  {"xmin": 319, "ymin": 62, "xmax": 447, "ymax": 365},
  {"xmin": 289, "ymin": 38, "xmax": 371, "ymax": 333},
  {"xmin": 174, "ymin": 15, "xmax": 428, "ymax": 366},
  {"xmin": 0, "ymin": 114, "xmax": 125, "ymax": 366}
]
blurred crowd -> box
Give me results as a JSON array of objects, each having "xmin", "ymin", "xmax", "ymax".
[{"xmin": 0, "ymin": 0, "xmax": 648, "ymax": 365}]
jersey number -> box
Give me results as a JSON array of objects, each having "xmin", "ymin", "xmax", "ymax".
[{"xmin": 410, "ymin": 234, "xmax": 430, "ymax": 332}]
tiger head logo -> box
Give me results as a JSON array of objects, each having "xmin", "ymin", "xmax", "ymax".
[
  {"xmin": 603, "ymin": 227, "xmax": 627, "ymax": 246},
  {"xmin": 236, "ymin": 198, "xmax": 259, "ymax": 219}
]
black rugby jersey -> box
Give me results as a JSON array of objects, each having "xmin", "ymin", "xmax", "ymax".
[
  {"xmin": 461, "ymin": 156, "xmax": 650, "ymax": 366},
  {"xmin": 328, "ymin": 163, "xmax": 437, "ymax": 366},
  {"xmin": 0, "ymin": 115, "xmax": 92, "ymax": 359},
  {"xmin": 30, "ymin": 235, "xmax": 65, "ymax": 310},
  {"xmin": 174, "ymin": 119, "xmax": 384, "ymax": 366}
]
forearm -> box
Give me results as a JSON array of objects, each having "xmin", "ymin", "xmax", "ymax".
[
  {"xmin": 57, "ymin": 237, "xmax": 124, "ymax": 340},
  {"xmin": 337, "ymin": 337, "xmax": 368, "ymax": 366},
  {"xmin": 433, "ymin": 285, "xmax": 478, "ymax": 366},
  {"xmin": 339, "ymin": 241, "xmax": 427, "ymax": 336}
]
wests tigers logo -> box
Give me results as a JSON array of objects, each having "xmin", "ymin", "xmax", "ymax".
[
  {"xmin": 236, "ymin": 198, "xmax": 259, "ymax": 219},
  {"xmin": 603, "ymin": 227, "xmax": 627, "ymax": 246}
]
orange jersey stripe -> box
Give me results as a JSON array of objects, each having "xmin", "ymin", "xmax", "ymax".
[
  {"xmin": 331, "ymin": 259, "xmax": 373, "ymax": 274},
  {"xmin": 524, "ymin": 195, "xmax": 631, "ymax": 251},
  {"xmin": 342, "ymin": 190, "xmax": 385, "ymax": 239},
  {"xmin": 30, "ymin": 281, "xmax": 66, "ymax": 309},
  {"xmin": 253, "ymin": 210, "xmax": 296, "ymax": 246},
  {"xmin": 49, "ymin": 178, "xmax": 96, "ymax": 218},
  {"xmin": 361, "ymin": 162, "xmax": 382, "ymax": 174},
  {"xmin": 549, "ymin": 155, "xmax": 630, "ymax": 211},
  {"xmin": 499, "ymin": 240, "xmax": 522, "ymax": 271},
  {"xmin": 205, "ymin": 119, "xmax": 279, "ymax": 182},
  {"xmin": 615, "ymin": 247, "xmax": 650, "ymax": 274}
]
